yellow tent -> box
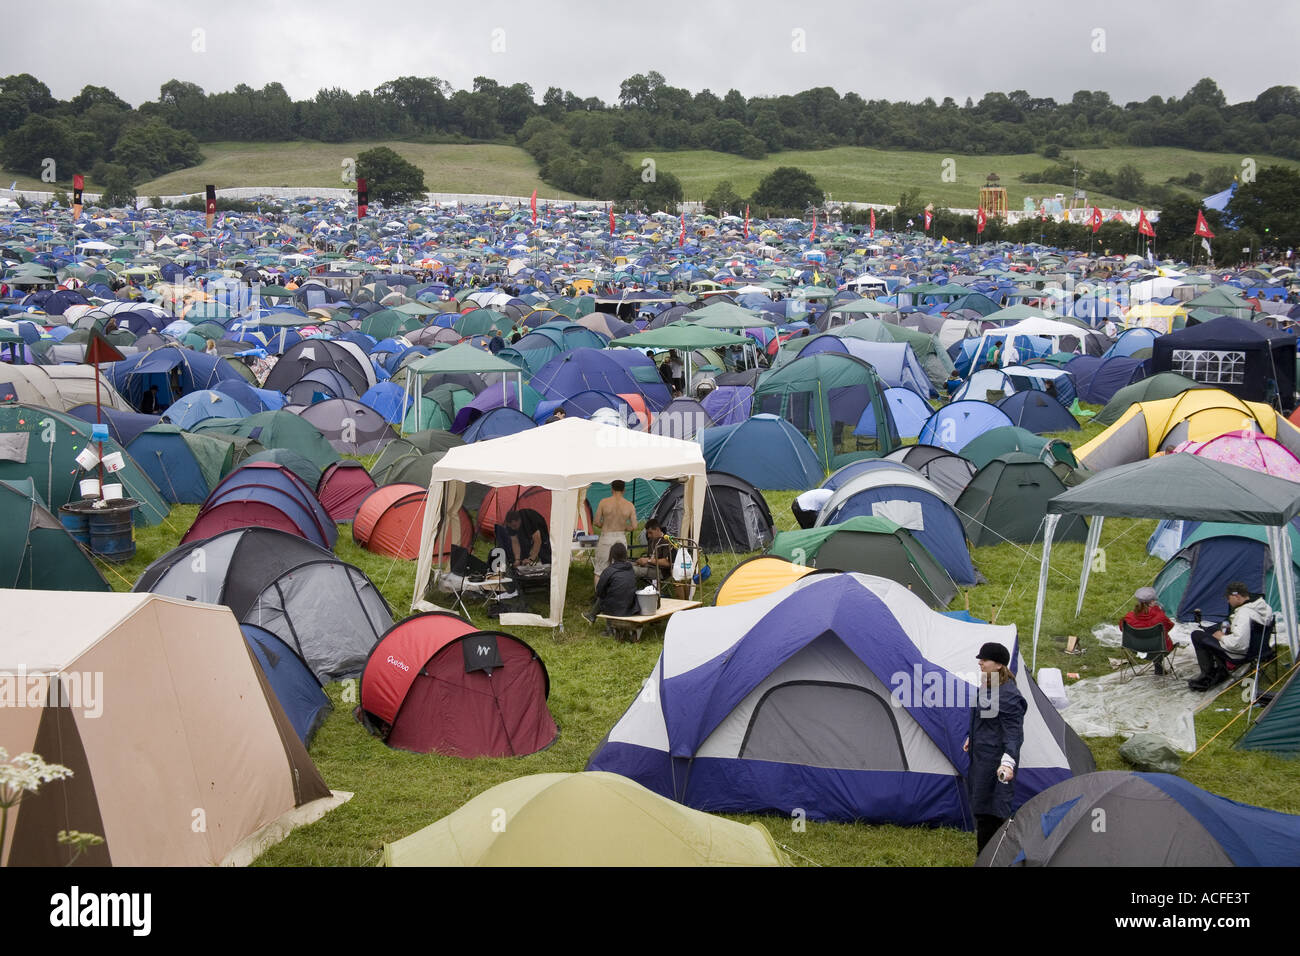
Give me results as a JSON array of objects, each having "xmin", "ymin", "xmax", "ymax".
[
  {"xmin": 1077, "ymin": 389, "xmax": 1300, "ymax": 472},
  {"xmin": 382, "ymin": 772, "xmax": 789, "ymax": 866},
  {"xmin": 714, "ymin": 556, "xmax": 818, "ymax": 607},
  {"xmin": 1123, "ymin": 302, "xmax": 1187, "ymax": 333}
]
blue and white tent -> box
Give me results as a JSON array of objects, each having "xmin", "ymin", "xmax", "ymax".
[
  {"xmin": 815, "ymin": 467, "xmax": 979, "ymax": 584},
  {"xmin": 587, "ymin": 573, "xmax": 1092, "ymax": 827},
  {"xmin": 917, "ymin": 400, "xmax": 1016, "ymax": 453}
]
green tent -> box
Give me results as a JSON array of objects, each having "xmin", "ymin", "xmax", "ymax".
[
  {"xmin": 587, "ymin": 478, "xmax": 669, "ymax": 522},
  {"xmin": 956, "ymin": 453, "xmax": 1088, "ymax": 546},
  {"xmin": 1237, "ymin": 667, "xmax": 1300, "ymax": 753},
  {"xmin": 754, "ymin": 352, "xmax": 898, "ymax": 469},
  {"xmin": 0, "ymin": 404, "xmax": 169, "ymax": 525},
  {"xmin": 361, "ymin": 309, "xmax": 423, "ymax": 339},
  {"xmin": 189, "ymin": 411, "xmax": 341, "ymax": 473},
  {"xmin": 1093, "ymin": 373, "xmax": 1213, "ymax": 426},
  {"xmin": 768, "ymin": 516, "xmax": 956, "ymax": 608},
  {"xmin": 0, "ymin": 478, "xmax": 109, "ymax": 591},
  {"xmin": 960, "ymin": 425, "xmax": 1080, "ymax": 470},
  {"xmin": 611, "ymin": 321, "xmax": 750, "ymax": 351}
]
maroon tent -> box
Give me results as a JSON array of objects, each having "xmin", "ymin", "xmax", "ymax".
[
  {"xmin": 317, "ymin": 460, "xmax": 377, "ymax": 522},
  {"xmin": 182, "ymin": 461, "xmax": 336, "ymax": 549},
  {"xmin": 358, "ymin": 612, "xmax": 557, "ymax": 756}
]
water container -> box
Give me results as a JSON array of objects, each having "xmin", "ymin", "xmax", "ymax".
[
  {"xmin": 88, "ymin": 500, "xmax": 139, "ymax": 563},
  {"xmin": 636, "ymin": 588, "xmax": 660, "ymax": 616},
  {"xmin": 58, "ymin": 503, "xmax": 92, "ymax": 548}
]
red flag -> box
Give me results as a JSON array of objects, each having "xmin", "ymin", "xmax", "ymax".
[
  {"xmin": 356, "ymin": 178, "xmax": 368, "ymax": 218},
  {"xmin": 530, "ymin": 189, "xmax": 537, "ymax": 224},
  {"xmin": 744, "ymin": 205, "xmax": 749, "ymax": 240},
  {"xmin": 869, "ymin": 208, "xmax": 876, "ymax": 238},
  {"xmin": 84, "ymin": 328, "xmax": 125, "ymax": 366},
  {"xmin": 1138, "ymin": 209, "xmax": 1155, "ymax": 238},
  {"xmin": 810, "ymin": 215, "xmax": 817, "ymax": 242},
  {"xmin": 976, "ymin": 207, "xmax": 987, "ymax": 235},
  {"xmin": 923, "ymin": 209, "xmax": 932, "ymax": 231},
  {"xmin": 1039, "ymin": 205, "xmax": 1046, "ymax": 222},
  {"xmin": 608, "ymin": 204, "xmax": 615, "ymax": 236},
  {"xmin": 72, "ymin": 173, "xmax": 84, "ymax": 220},
  {"xmin": 1089, "ymin": 206, "xmax": 1103, "ymax": 234},
  {"xmin": 679, "ymin": 212, "xmax": 686, "ymax": 248},
  {"xmin": 1194, "ymin": 210, "xmax": 1215, "ymax": 239}
]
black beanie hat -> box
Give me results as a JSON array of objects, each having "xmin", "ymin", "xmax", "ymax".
[{"xmin": 977, "ymin": 642, "xmax": 1010, "ymax": 666}]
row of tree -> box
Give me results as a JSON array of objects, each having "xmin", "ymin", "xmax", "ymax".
[{"xmin": 4, "ymin": 71, "xmax": 1300, "ymax": 194}]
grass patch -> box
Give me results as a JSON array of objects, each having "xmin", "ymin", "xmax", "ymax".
[{"xmin": 98, "ymin": 430, "xmax": 1300, "ymax": 867}]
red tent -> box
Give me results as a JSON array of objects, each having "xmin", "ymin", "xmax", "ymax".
[
  {"xmin": 476, "ymin": 484, "xmax": 592, "ymax": 540},
  {"xmin": 358, "ymin": 612, "xmax": 557, "ymax": 756},
  {"xmin": 353, "ymin": 483, "xmax": 472, "ymax": 559},
  {"xmin": 317, "ymin": 460, "xmax": 377, "ymax": 522}
]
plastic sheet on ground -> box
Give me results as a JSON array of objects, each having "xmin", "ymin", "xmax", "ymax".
[{"xmin": 1057, "ymin": 646, "xmax": 1221, "ymax": 752}]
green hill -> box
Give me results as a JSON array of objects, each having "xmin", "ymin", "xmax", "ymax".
[{"xmin": 6, "ymin": 141, "xmax": 1297, "ymax": 209}]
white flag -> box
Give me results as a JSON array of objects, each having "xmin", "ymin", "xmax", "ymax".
[{"xmin": 1201, "ymin": 238, "xmax": 1212, "ymax": 255}]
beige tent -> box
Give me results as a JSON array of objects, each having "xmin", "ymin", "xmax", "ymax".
[
  {"xmin": 0, "ymin": 590, "xmax": 350, "ymax": 866},
  {"xmin": 0, "ymin": 364, "xmax": 133, "ymax": 413},
  {"xmin": 383, "ymin": 772, "xmax": 789, "ymax": 866},
  {"xmin": 413, "ymin": 416, "xmax": 706, "ymax": 627}
]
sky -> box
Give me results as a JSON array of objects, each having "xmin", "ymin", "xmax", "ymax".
[{"xmin": 20, "ymin": 0, "xmax": 1300, "ymax": 108}]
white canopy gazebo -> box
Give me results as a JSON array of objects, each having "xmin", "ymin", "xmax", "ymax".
[{"xmin": 413, "ymin": 417, "xmax": 707, "ymax": 628}]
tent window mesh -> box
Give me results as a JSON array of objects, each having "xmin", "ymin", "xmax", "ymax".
[{"xmin": 1171, "ymin": 349, "xmax": 1246, "ymax": 385}]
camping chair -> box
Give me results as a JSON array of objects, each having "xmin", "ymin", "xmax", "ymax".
[
  {"xmin": 1120, "ymin": 622, "xmax": 1178, "ymax": 681},
  {"xmin": 656, "ymin": 535, "xmax": 708, "ymax": 602},
  {"xmin": 1224, "ymin": 617, "xmax": 1279, "ymax": 690}
]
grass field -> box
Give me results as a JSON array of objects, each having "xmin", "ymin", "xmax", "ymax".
[
  {"xmin": 102, "ymin": 412, "xmax": 1300, "ymax": 867},
  {"xmin": 640, "ymin": 145, "xmax": 1300, "ymax": 209},
  {"xmin": 8, "ymin": 142, "xmax": 1298, "ymax": 209}
]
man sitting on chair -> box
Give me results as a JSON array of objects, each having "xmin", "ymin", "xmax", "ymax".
[
  {"xmin": 635, "ymin": 519, "xmax": 688, "ymax": 598},
  {"xmin": 495, "ymin": 508, "xmax": 551, "ymax": 567},
  {"xmin": 1187, "ymin": 582, "xmax": 1274, "ymax": 691}
]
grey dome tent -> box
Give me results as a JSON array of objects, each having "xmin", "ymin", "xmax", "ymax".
[
  {"xmin": 883, "ymin": 444, "xmax": 978, "ymax": 503},
  {"xmin": 135, "ymin": 526, "xmax": 392, "ymax": 682},
  {"xmin": 978, "ymin": 771, "xmax": 1300, "ymax": 866},
  {"xmin": 956, "ymin": 454, "xmax": 1089, "ymax": 547},
  {"xmin": 650, "ymin": 470, "xmax": 774, "ymax": 553}
]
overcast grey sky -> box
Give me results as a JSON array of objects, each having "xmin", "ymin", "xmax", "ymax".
[{"xmin": 22, "ymin": 0, "xmax": 1299, "ymax": 108}]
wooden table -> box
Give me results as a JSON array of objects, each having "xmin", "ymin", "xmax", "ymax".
[{"xmin": 598, "ymin": 598, "xmax": 702, "ymax": 642}]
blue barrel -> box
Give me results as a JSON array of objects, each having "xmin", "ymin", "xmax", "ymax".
[
  {"xmin": 88, "ymin": 500, "xmax": 139, "ymax": 563},
  {"xmin": 58, "ymin": 504, "xmax": 92, "ymax": 548}
]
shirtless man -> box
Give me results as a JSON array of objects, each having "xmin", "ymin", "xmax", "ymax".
[{"xmin": 592, "ymin": 480, "xmax": 637, "ymax": 585}]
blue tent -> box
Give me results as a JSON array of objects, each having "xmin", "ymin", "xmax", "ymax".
[
  {"xmin": 1153, "ymin": 521, "xmax": 1300, "ymax": 623},
  {"xmin": 700, "ymin": 415, "xmax": 824, "ymax": 490},
  {"xmin": 1104, "ymin": 327, "xmax": 1159, "ymax": 359},
  {"xmin": 1066, "ymin": 354, "xmax": 1149, "ymax": 404},
  {"xmin": 997, "ymin": 391, "xmax": 1081, "ymax": 434},
  {"xmin": 68, "ymin": 404, "xmax": 160, "ymax": 447},
  {"xmin": 816, "ymin": 467, "xmax": 979, "ymax": 585},
  {"xmin": 210, "ymin": 378, "xmax": 282, "ymax": 413},
  {"xmin": 532, "ymin": 348, "xmax": 671, "ymax": 411},
  {"xmin": 531, "ymin": 389, "xmax": 634, "ymax": 426},
  {"xmin": 700, "ymin": 385, "xmax": 753, "ymax": 425},
  {"xmin": 126, "ymin": 425, "xmax": 231, "ymax": 504},
  {"xmin": 187, "ymin": 461, "xmax": 337, "ymax": 550},
  {"xmin": 917, "ymin": 400, "xmax": 1016, "ymax": 453},
  {"xmin": 588, "ymin": 574, "xmax": 1088, "ymax": 826},
  {"xmin": 462, "ymin": 405, "xmax": 537, "ymax": 443},
  {"xmin": 241, "ymin": 623, "xmax": 331, "ymax": 746},
  {"xmin": 161, "ymin": 390, "xmax": 254, "ymax": 430},
  {"xmin": 105, "ymin": 346, "xmax": 246, "ymax": 408},
  {"xmin": 360, "ymin": 382, "xmax": 409, "ymax": 424},
  {"xmin": 859, "ymin": 387, "xmax": 932, "ymax": 439}
]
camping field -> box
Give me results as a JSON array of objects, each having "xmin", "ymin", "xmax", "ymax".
[
  {"xmin": 104, "ymin": 412, "xmax": 1300, "ymax": 867},
  {"xmin": 8, "ymin": 142, "xmax": 1300, "ymax": 209}
]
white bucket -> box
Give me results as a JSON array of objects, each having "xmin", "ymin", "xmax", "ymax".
[
  {"xmin": 79, "ymin": 479, "xmax": 101, "ymax": 498},
  {"xmin": 74, "ymin": 447, "xmax": 99, "ymax": 470},
  {"xmin": 102, "ymin": 451, "xmax": 125, "ymax": 473},
  {"xmin": 102, "ymin": 483, "xmax": 124, "ymax": 501}
]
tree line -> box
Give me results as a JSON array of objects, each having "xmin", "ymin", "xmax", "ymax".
[{"xmin": 3, "ymin": 71, "xmax": 1298, "ymax": 208}]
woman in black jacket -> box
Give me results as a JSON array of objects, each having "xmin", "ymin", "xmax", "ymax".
[
  {"xmin": 584, "ymin": 542, "xmax": 638, "ymax": 625},
  {"xmin": 964, "ymin": 642, "xmax": 1027, "ymax": 855}
]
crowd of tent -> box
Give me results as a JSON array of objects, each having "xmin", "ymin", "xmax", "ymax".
[{"xmin": 3, "ymin": 192, "xmax": 1300, "ymax": 866}]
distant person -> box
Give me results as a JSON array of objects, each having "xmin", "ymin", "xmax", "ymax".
[
  {"xmin": 944, "ymin": 370, "xmax": 964, "ymax": 399},
  {"xmin": 139, "ymin": 384, "xmax": 161, "ymax": 415},
  {"xmin": 488, "ymin": 327, "xmax": 505, "ymax": 354}
]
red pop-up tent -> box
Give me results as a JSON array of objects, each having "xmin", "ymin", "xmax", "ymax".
[{"xmin": 358, "ymin": 612, "xmax": 557, "ymax": 756}]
